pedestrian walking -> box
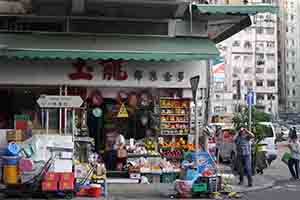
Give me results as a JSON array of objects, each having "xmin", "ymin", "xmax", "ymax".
[
  {"xmin": 289, "ymin": 127, "xmax": 297, "ymax": 141},
  {"xmin": 287, "ymin": 134, "xmax": 300, "ymax": 180},
  {"xmin": 234, "ymin": 127, "xmax": 255, "ymax": 187}
]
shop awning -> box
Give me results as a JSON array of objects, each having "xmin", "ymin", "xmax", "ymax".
[
  {"xmin": 191, "ymin": 4, "xmax": 278, "ymax": 43},
  {"xmin": 0, "ymin": 33, "xmax": 219, "ymax": 61},
  {"xmin": 193, "ymin": 4, "xmax": 278, "ymax": 15}
]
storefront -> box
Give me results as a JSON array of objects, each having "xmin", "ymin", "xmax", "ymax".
[
  {"xmin": 0, "ymin": 1, "xmax": 277, "ymax": 197},
  {"xmin": 0, "ymin": 52, "xmax": 212, "ymax": 181}
]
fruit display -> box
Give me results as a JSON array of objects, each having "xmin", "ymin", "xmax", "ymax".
[
  {"xmin": 160, "ymin": 99, "xmax": 189, "ymax": 109},
  {"xmin": 144, "ymin": 139, "xmax": 156, "ymax": 151},
  {"xmin": 160, "ymin": 150, "xmax": 182, "ymax": 159},
  {"xmin": 160, "ymin": 98, "xmax": 191, "ymax": 136}
]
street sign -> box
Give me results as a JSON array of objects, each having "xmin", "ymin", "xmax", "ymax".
[
  {"xmin": 37, "ymin": 95, "xmax": 84, "ymax": 108},
  {"xmin": 246, "ymin": 91, "xmax": 256, "ymax": 106},
  {"xmin": 190, "ymin": 76, "xmax": 200, "ymax": 103}
]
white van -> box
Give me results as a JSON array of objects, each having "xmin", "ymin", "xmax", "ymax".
[
  {"xmin": 257, "ymin": 122, "xmax": 277, "ymax": 164},
  {"xmin": 217, "ymin": 122, "xmax": 277, "ymax": 165}
]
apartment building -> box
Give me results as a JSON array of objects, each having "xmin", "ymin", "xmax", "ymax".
[
  {"xmin": 210, "ymin": 0, "xmax": 279, "ymax": 118},
  {"xmin": 278, "ymin": 0, "xmax": 300, "ymax": 114}
]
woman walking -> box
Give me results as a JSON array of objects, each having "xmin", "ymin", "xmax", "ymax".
[{"xmin": 288, "ymin": 134, "xmax": 300, "ymax": 180}]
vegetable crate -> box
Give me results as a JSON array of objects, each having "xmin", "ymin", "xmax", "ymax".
[
  {"xmin": 160, "ymin": 172, "xmax": 178, "ymax": 184},
  {"xmin": 192, "ymin": 183, "xmax": 207, "ymax": 193}
]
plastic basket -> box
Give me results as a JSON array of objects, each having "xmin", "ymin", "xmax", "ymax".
[
  {"xmin": 160, "ymin": 172, "xmax": 177, "ymax": 183},
  {"xmin": 192, "ymin": 183, "xmax": 207, "ymax": 193}
]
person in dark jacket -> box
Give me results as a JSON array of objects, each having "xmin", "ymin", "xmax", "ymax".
[{"xmin": 234, "ymin": 127, "xmax": 255, "ymax": 187}]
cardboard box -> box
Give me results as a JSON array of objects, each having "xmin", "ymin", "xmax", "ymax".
[
  {"xmin": 59, "ymin": 180, "xmax": 74, "ymax": 191},
  {"xmin": 60, "ymin": 172, "xmax": 75, "ymax": 182},
  {"xmin": 6, "ymin": 130, "xmax": 23, "ymax": 142},
  {"xmin": 50, "ymin": 159, "xmax": 73, "ymax": 173},
  {"xmin": 42, "ymin": 181, "xmax": 58, "ymax": 191},
  {"xmin": 44, "ymin": 172, "xmax": 60, "ymax": 182}
]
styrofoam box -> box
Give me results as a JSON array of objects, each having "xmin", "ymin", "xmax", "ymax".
[
  {"xmin": 129, "ymin": 173, "xmax": 141, "ymax": 179},
  {"xmin": 50, "ymin": 159, "xmax": 73, "ymax": 173}
]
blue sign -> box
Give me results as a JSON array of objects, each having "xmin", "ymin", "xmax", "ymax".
[{"xmin": 247, "ymin": 91, "xmax": 256, "ymax": 106}]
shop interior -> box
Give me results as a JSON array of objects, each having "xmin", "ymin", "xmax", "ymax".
[{"xmin": 0, "ymin": 86, "xmax": 196, "ymax": 182}]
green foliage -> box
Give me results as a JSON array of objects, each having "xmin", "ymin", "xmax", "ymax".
[{"xmin": 232, "ymin": 106, "xmax": 271, "ymax": 143}]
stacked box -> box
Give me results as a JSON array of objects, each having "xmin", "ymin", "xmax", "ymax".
[{"xmin": 6, "ymin": 130, "xmax": 23, "ymax": 142}]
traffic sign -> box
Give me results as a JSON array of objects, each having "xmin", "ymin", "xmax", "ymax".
[
  {"xmin": 190, "ymin": 76, "xmax": 200, "ymax": 103},
  {"xmin": 37, "ymin": 95, "xmax": 83, "ymax": 108},
  {"xmin": 246, "ymin": 91, "xmax": 256, "ymax": 106}
]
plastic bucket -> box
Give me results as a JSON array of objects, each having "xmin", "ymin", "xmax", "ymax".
[
  {"xmin": 88, "ymin": 184, "xmax": 102, "ymax": 197},
  {"xmin": 3, "ymin": 165, "xmax": 18, "ymax": 184},
  {"xmin": 6, "ymin": 143, "xmax": 21, "ymax": 156}
]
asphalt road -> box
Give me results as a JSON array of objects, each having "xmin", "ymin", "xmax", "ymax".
[{"xmin": 243, "ymin": 180, "xmax": 300, "ymax": 200}]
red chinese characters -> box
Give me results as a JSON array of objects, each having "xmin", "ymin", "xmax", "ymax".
[
  {"xmin": 69, "ymin": 59, "xmax": 93, "ymax": 80},
  {"xmin": 99, "ymin": 60, "xmax": 128, "ymax": 81}
]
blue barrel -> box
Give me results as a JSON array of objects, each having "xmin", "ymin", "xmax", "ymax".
[
  {"xmin": 2, "ymin": 156, "xmax": 19, "ymax": 165},
  {"xmin": 6, "ymin": 143, "xmax": 21, "ymax": 156}
]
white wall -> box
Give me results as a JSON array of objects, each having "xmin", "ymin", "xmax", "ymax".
[{"xmin": 0, "ymin": 59, "xmax": 208, "ymax": 88}]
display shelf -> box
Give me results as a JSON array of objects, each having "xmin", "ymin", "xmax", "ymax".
[
  {"xmin": 162, "ymin": 156, "xmax": 183, "ymax": 160},
  {"xmin": 161, "ymin": 121, "xmax": 189, "ymax": 123},
  {"xmin": 161, "ymin": 113, "xmax": 186, "ymax": 116},
  {"xmin": 159, "ymin": 134, "xmax": 189, "ymax": 136},
  {"xmin": 160, "ymin": 107, "xmax": 189, "ymax": 109},
  {"xmin": 127, "ymin": 154, "xmax": 161, "ymax": 158}
]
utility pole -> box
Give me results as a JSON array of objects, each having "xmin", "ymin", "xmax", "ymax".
[{"xmin": 204, "ymin": 60, "xmax": 211, "ymax": 150}]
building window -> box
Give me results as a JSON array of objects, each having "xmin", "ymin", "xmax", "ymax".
[
  {"xmin": 267, "ymin": 68, "xmax": 276, "ymax": 74},
  {"xmin": 257, "ymin": 94, "xmax": 265, "ymax": 100},
  {"xmin": 244, "ymin": 55, "xmax": 252, "ymax": 63},
  {"xmin": 244, "ymin": 67, "xmax": 253, "ymax": 74},
  {"xmin": 233, "ymin": 67, "xmax": 242, "ymax": 74},
  {"xmin": 292, "ymin": 76, "xmax": 296, "ymax": 82},
  {"xmin": 290, "ymin": 14, "xmax": 295, "ymax": 21},
  {"xmin": 293, "ymin": 89, "xmax": 296, "ymax": 96},
  {"xmin": 266, "ymin": 41, "xmax": 275, "ymax": 48},
  {"xmin": 233, "ymin": 55, "xmax": 241, "ymax": 61},
  {"xmin": 233, "ymin": 41, "xmax": 241, "ymax": 47},
  {"xmin": 245, "ymin": 80, "xmax": 253, "ymax": 87},
  {"xmin": 267, "ymin": 94, "xmax": 275, "ymax": 100},
  {"xmin": 293, "ymin": 102, "xmax": 296, "ymax": 108},
  {"xmin": 266, "ymin": 54, "xmax": 275, "ymax": 60},
  {"xmin": 244, "ymin": 41, "xmax": 252, "ymax": 49},
  {"xmin": 232, "ymin": 80, "xmax": 238, "ymax": 88},
  {"xmin": 256, "ymin": 27, "xmax": 263, "ymax": 34},
  {"xmin": 233, "ymin": 94, "xmax": 238, "ymax": 100},
  {"xmin": 256, "ymin": 68, "xmax": 264, "ymax": 74},
  {"xmin": 292, "ymin": 63, "xmax": 295, "ymax": 70},
  {"xmin": 267, "ymin": 80, "xmax": 275, "ymax": 87},
  {"xmin": 266, "ymin": 28, "xmax": 275, "ymax": 35},
  {"xmin": 256, "ymin": 80, "xmax": 264, "ymax": 87}
]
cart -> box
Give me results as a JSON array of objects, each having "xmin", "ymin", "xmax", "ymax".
[{"xmin": 170, "ymin": 150, "xmax": 221, "ymax": 199}]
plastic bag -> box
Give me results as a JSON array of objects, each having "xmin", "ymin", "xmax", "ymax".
[{"xmin": 281, "ymin": 152, "xmax": 291, "ymax": 165}]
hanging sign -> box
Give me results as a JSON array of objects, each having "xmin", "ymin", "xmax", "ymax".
[
  {"xmin": 37, "ymin": 95, "xmax": 83, "ymax": 108},
  {"xmin": 117, "ymin": 103, "xmax": 129, "ymax": 118},
  {"xmin": 190, "ymin": 75, "xmax": 200, "ymax": 103}
]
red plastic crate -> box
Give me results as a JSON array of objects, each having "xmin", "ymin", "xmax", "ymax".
[
  {"xmin": 42, "ymin": 181, "xmax": 58, "ymax": 191},
  {"xmin": 60, "ymin": 172, "xmax": 75, "ymax": 182},
  {"xmin": 44, "ymin": 172, "xmax": 60, "ymax": 181},
  {"xmin": 59, "ymin": 180, "xmax": 74, "ymax": 191}
]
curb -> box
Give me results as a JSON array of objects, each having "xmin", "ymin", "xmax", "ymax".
[{"xmin": 233, "ymin": 180, "xmax": 275, "ymax": 193}]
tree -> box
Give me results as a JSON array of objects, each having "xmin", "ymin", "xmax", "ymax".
[
  {"xmin": 232, "ymin": 107, "xmax": 271, "ymax": 142},
  {"xmin": 232, "ymin": 106, "xmax": 272, "ymax": 173}
]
